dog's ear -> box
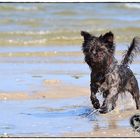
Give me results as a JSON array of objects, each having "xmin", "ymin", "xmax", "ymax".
[
  {"xmin": 81, "ymin": 31, "xmax": 92, "ymax": 41},
  {"xmin": 102, "ymin": 31, "xmax": 114, "ymax": 43}
]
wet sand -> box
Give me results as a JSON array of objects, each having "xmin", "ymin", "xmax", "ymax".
[
  {"xmin": 0, "ymin": 80, "xmax": 140, "ymax": 137},
  {"xmin": 63, "ymin": 127, "xmax": 140, "ymax": 137},
  {"xmin": 0, "ymin": 80, "xmax": 89, "ymax": 100}
]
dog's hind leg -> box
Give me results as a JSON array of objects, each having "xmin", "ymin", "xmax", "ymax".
[
  {"xmin": 127, "ymin": 76, "xmax": 140, "ymax": 109},
  {"xmin": 130, "ymin": 90, "xmax": 140, "ymax": 109},
  {"xmin": 134, "ymin": 92, "xmax": 140, "ymax": 110},
  {"xmin": 130, "ymin": 86, "xmax": 140, "ymax": 110}
]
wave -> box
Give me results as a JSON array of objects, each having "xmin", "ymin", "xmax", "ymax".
[
  {"xmin": 0, "ymin": 30, "xmax": 80, "ymax": 46},
  {"xmin": 0, "ymin": 27, "xmax": 140, "ymax": 46},
  {"xmin": 124, "ymin": 3, "xmax": 140, "ymax": 9},
  {"xmin": 1, "ymin": 30, "xmax": 80, "ymax": 36},
  {"xmin": 0, "ymin": 51, "xmax": 82, "ymax": 57},
  {"xmin": 0, "ymin": 4, "xmax": 45, "ymax": 12},
  {"xmin": 0, "ymin": 37, "xmax": 81, "ymax": 46}
]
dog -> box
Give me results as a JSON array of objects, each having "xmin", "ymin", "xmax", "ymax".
[{"xmin": 81, "ymin": 31, "xmax": 140, "ymax": 113}]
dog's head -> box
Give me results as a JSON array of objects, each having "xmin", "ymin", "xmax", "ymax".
[{"xmin": 81, "ymin": 31, "xmax": 115, "ymax": 65}]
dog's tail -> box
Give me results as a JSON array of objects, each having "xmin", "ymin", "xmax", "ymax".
[{"xmin": 121, "ymin": 37, "xmax": 140, "ymax": 66}]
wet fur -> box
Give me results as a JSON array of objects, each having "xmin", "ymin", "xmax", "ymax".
[{"xmin": 81, "ymin": 31, "xmax": 140, "ymax": 113}]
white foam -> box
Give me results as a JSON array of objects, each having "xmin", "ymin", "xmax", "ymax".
[{"xmin": 125, "ymin": 3, "xmax": 140, "ymax": 9}]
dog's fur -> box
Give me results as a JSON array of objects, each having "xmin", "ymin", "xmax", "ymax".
[{"xmin": 81, "ymin": 31, "xmax": 140, "ymax": 113}]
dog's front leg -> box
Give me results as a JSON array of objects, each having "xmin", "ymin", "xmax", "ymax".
[{"xmin": 90, "ymin": 82, "xmax": 100, "ymax": 109}]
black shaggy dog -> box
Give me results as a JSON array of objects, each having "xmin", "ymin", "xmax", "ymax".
[{"xmin": 81, "ymin": 31, "xmax": 140, "ymax": 113}]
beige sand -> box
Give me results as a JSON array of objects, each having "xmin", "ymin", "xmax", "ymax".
[
  {"xmin": 0, "ymin": 80, "xmax": 89, "ymax": 100},
  {"xmin": 63, "ymin": 127, "xmax": 140, "ymax": 137}
]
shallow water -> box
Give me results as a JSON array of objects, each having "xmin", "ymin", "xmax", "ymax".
[
  {"xmin": 0, "ymin": 97, "xmax": 93, "ymax": 136},
  {"xmin": 0, "ymin": 3, "xmax": 140, "ymax": 137},
  {"xmin": 0, "ymin": 97, "xmax": 133, "ymax": 137}
]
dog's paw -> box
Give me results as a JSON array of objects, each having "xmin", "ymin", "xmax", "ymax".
[
  {"xmin": 99, "ymin": 103, "xmax": 115, "ymax": 114},
  {"xmin": 99, "ymin": 105, "xmax": 108, "ymax": 114},
  {"xmin": 90, "ymin": 95, "xmax": 100, "ymax": 109},
  {"xmin": 91, "ymin": 97, "xmax": 100, "ymax": 109},
  {"xmin": 93, "ymin": 101, "xmax": 100, "ymax": 109}
]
